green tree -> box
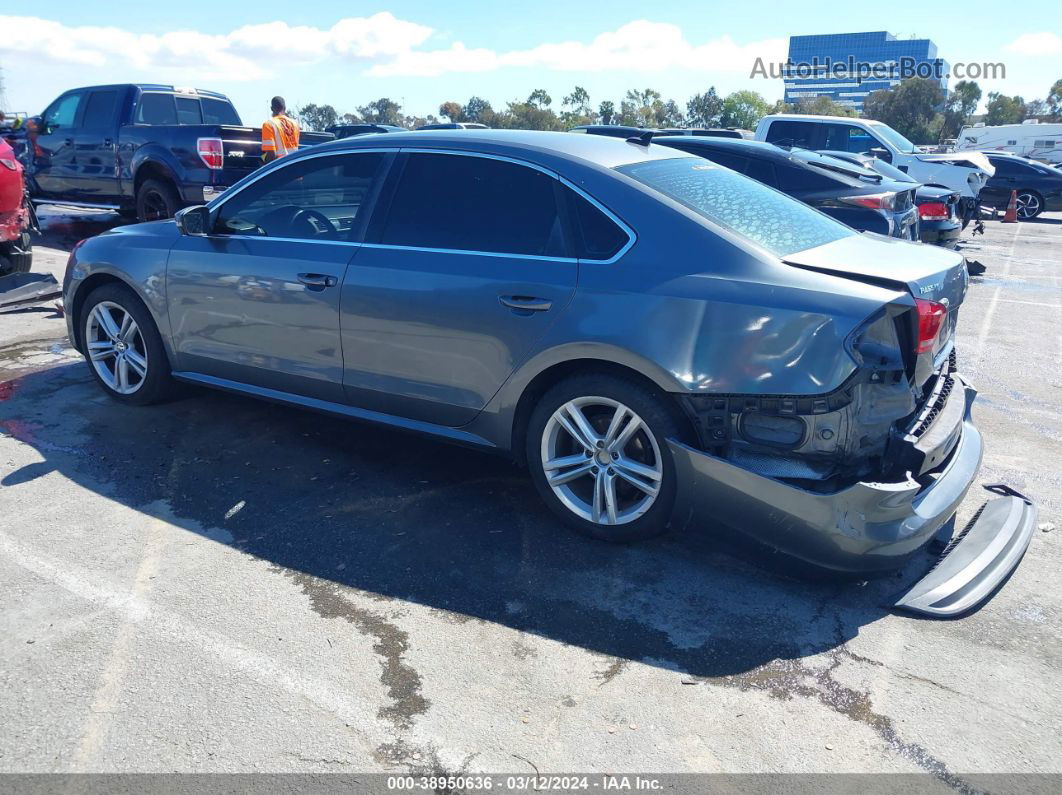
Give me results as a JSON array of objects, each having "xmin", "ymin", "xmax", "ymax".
[
  {"xmin": 340, "ymin": 111, "xmax": 362, "ymax": 124},
  {"xmin": 561, "ymin": 86, "xmax": 594, "ymax": 127},
  {"xmin": 1044, "ymin": 79, "xmax": 1062, "ymax": 120},
  {"xmin": 357, "ymin": 98, "xmax": 402, "ymax": 126},
  {"xmin": 619, "ymin": 89, "xmax": 669, "ymax": 127},
  {"xmin": 686, "ymin": 87, "xmax": 723, "ymax": 127},
  {"xmin": 464, "ymin": 96, "xmax": 493, "ymax": 123},
  {"xmin": 792, "ymin": 95, "xmax": 856, "ymax": 117},
  {"xmin": 504, "ymin": 90, "xmax": 561, "ymax": 130},
  {"xmin": 984, "ymin": 92, "xmax": 1026, "ymax": 125},
  {"xmin": 719, "ymin": 90, "xmax": 769, "ymax": 129},
  {"xmin": 438, "ymin": 101, "xmax": 466, "ymax": 123},
  {"xmin": 939, "ymin": 80, "xmax": 981, "ymax": 139},
  {"xmin": 862, "ymin": 78, "xmax": 944, "ymax": 144},
  {"xmin": 297, "ymin": 103, "xmax": 338, "ymax": 131},
  {"xmin": 598, "ymin": 100, "xmax": 616, "ymax": 125}
]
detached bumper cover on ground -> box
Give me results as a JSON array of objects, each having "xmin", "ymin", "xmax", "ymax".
[{"xmin": 669, "ymin": 377, "xmax": 1035, "ymax": 615}]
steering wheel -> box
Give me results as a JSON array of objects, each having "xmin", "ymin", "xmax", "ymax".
[{"xmin": 292, "ymin": 208, "xmax": 337, "ymax": 237}]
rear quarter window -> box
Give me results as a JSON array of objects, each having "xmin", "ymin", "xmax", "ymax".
[{"xmin": 618, "ymin": 157, "xmax": 853, "ymax": 257}]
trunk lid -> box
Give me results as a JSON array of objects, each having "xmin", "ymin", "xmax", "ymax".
[{"xmin": 782, "ymin": 233, "xmax": 968, "ymax": 385}]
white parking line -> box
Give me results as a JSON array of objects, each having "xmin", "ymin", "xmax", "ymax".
[{"xmin": 973, "ymin": 223, "xmax": 1022, "ymax": 362}]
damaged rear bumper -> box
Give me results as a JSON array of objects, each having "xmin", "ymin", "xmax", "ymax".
[
  {"xmin": 669, "ymin": 376, "xmax": 1035, "ymax": 614},
  {"xmin": 670, "ymin": 376, "xmax": 988, "ymax": 575}
]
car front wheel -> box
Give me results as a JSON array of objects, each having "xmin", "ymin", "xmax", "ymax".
[
  {"xmin": 81, "ymin": 283, "xmax": 173, "ymax": 405},
  {"xmin": 527, "ymin": 374, "xmax": 686, "ymax": 542}
]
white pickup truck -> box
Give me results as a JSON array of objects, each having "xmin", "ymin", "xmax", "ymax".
[{"xmin": 754, "ymin": 114, "xmax": 994, "ymax": 215}]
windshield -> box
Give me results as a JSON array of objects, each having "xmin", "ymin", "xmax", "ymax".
[
  {"xmin": 618, "ymin": 157, "xmax": 854, "ymax": 257},
  {"xmin": 869, "ymin": 123, "xmax": 919, "ymax": 154}
]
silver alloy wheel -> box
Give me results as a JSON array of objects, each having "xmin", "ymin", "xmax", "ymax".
[
  {"xmin": 1016, "ymin": 192, "xmax": 1041, "ymax": 220},
  {"xmin": 541, "ymin": 396, "xmax": 663, "ymax": 526},
  {"xmin": 85, "ymin": 301, "xmax": 149, "ymax": 395}
]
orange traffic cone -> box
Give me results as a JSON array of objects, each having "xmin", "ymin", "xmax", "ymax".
[{"xmin": 1002, "ymin": 190, "xmax": 1019, "ymax": 223}]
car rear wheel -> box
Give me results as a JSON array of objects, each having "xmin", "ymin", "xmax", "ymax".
[
  {"xmin": 527, "ymin": 374, "xmax": 686, "ymax": 542},
  {"xmin": 81, "ymin": 283, "xmax": 174, "ymax": 405},
  {"xmin": 136, "ymin": 178, "xmax": 179, "ymax": 222},
  {"xmin": 1016, "ymin": 190, "xmax": 1043, "ymax": 220}
]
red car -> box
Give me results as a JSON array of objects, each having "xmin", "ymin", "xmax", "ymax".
[{"xmin": 0, "ymin": 137, "xmax": 33, "ymax": 276}]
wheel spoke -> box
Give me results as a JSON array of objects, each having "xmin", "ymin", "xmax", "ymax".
[
  {"xmin": 116, "ymin": 356, "xmax": 129, "ymax": 391},
  {"xmin": 546, "ymin": 460, "xmax": 594, "ymax": 487},
  {"xmin": 612, "ymin": 414, "xmax": 644, "ymax": 451},
  {"xmin": 94, "ymin": 305, "xmax": 121, "ymax": 341},
  {"xmin": 603, "ymin": 405, "xmax": 631, "ymax": 446},
  {"xmin": 592, "ymin": 470, "xmax": 605, "ymax": 523},
  {"xmin": 88, "ymin": 341, "xmax": 116, "ymax": 361},
  {"xmin": 613, "ymin": 456, "xmax": 662, "ymax": 497},
  {"xmin": 118, "ymin": 311, "xmax": 132, "ymax": 341},
  {"xmin": 121, "ymin": 318, "xmax": 140, "ymax": 345},
  {"xmin": 557, "ymin": 403, "xmax": 600, "ymax": 452},
  {"xmin": 544, "ymin": 453, "xmax": 590, "ymax": 472},
  {"xmin": 603, "ymin": 473, "xmax": 619, "ymax": 524},
  {"xmin": 125, "ymin": 349, "xmax": 148, "ymax": 378}
]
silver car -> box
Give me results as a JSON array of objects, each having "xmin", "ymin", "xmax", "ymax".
[{"xmin": 62, "ymin": 130, "xmax": 1036, "ymax": 616}]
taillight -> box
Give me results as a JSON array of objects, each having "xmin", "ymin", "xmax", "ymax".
[
  {"xmin": 915, "ymin": 298, "xmax": 947, "ymax": 354},
  {"xmin": 841, "ymin": 192, "xmax": 895, "ymax": 210},
  {"xmin": 197, "ymin": 137, "xmax": 224, "ymax": 169},
  {"xmin": 0, "ymin": 158, "xmax": 17, "ymax": 170},
  {"xmin": 918, "ymin": 202, "xmax": 949, "ymax": 221}
]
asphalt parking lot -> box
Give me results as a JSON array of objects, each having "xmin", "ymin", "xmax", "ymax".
[{"xmin": 1, "ymin": 209, "xmax": 1060, "ymax": 782}]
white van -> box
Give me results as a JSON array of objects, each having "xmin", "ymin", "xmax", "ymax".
[
  {"xmin": 754, "ymin": 115, "xmax": 994, "ymax": 209},
  {"xmin": 956, "ymin": 120, "xmax": 1062, "ymax": 164}
]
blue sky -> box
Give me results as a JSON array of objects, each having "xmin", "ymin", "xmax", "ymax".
[{"xmin": 1, "ymin": 1, "xmax": 1059, "ymax": 124}]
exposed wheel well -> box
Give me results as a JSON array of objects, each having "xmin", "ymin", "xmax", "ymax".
[
  {"xmin": 133, "ymin": 163, "xmax": 176, "ymax": 195},
  {"xmin": 510, "ymin": 358, "xmax": 696, "ymax": 465}
]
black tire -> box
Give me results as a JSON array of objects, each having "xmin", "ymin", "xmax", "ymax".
[
  {"xmin": 526, "ymin": 373, "xmax": 689, "ymax": 543},
  {"xmin": 80, "ymin": 282, "xmax": 174, "ymax": 405},
  {"xmin": 135, "ymin": 178, "xmax": 180, "ymax": 222},
  {"xmin": 0, "ymin": 232, "xmax": 32, "ymax": 275},
  {"xmin": 1016, "ymin": 190, "xmax": 1044, "ymax": 220}
]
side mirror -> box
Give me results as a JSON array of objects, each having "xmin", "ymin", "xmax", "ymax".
[
  {"xmin": 868, "ymin": 147, "xmax": 892, "ymax": 163},
  {"xmin": 175, "ymin": 205, "xmax": 210, "ymax": 236}
]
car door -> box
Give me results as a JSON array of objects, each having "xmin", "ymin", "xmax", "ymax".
[
  {"xmin": 70, "ymin": 87, "xmax": 122, "ymax": 201},
  {"xmin": 166, "ymin": 150, "xmax": 392, "ymax": 402},
  {"xmin": 340, "ymin": 150, "xmax": 579, "ymax": 426},
  {"xmin": 30, "ymin": 90, "xmax": 86, "ymax": 199}
]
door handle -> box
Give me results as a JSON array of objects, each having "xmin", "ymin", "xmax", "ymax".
[
  {"xmin": 499, "ymin": 295, "xmax": 552, "ymax": 312},
  {"xmin": 103, "ymin": 138, "xmax": 113, "ymax": 148},
  {"xmin": 297, "ymin": 273, "xmax": 338, "ymax": 288},
  {"xmin": 64, "ymin": 138, "xmax": 74, "ymax": 145}
]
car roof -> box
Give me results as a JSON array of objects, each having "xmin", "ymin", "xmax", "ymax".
[
  {"xmin": 653, "ymin": 136, "xmax": 790, "ymax": 160},
  {"xmin": 308, "ymin": 128, "xmax": 694, "ymax": 169},
  {"xmin": 760, "ymin": 113, "xmax": 878, "ymax": 125}
]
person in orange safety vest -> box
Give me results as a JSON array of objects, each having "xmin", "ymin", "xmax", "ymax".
[{"xmin": 261, "ymin": 96, "xmax": 300, "ymax": 163}]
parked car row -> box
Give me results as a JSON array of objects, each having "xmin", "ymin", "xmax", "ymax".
[{"xmin": 62, "ymin": 127, "xmax": 1037, "ymax": 616}]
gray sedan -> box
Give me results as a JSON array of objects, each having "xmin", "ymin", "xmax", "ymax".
[{"xmin": 62, "ymin": 130, "xmax": 1035, "ymax": 616}]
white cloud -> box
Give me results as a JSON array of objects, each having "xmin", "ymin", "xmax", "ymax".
[
  {"xmin": 369, "ymin": 21, "xmax": 786, "ymax": 77},
  {"xmin": 0, "ymin": 14, "xmax": 784, "ymax": 83},
  {"xmin": 1005, "ymin": 32, "xmax": 1062, "ymax": 56}
]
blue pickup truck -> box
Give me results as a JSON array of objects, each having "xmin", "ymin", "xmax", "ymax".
[{"xmin": 24, "ymin": 84, "xmax": 332, "ymax": 221}]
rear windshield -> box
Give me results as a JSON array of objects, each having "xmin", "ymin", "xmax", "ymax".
[{"xmin": 617, "ymin": 157, "xmax": 854, "ymax": 257}]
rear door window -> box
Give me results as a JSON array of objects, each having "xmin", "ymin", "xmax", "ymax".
[
  {"xmin": 563, "ymin": 188, "xmax": 630, "ymax": 260},
  {"xmin": 379, "ymin": 153, "xmax": 567, "ymax": 257},
  {"xmin": 81, "ymin": 90, "xmax": 119, "ymax": 128},
  {"xmin": 744, "ymin": 158, "xmax": 778, "ymax": 187},
  {"xmin": 136, "ymin": 93, "xmax": 178, "ymax": 125},
  {"xmin": 763, "ymin": 120, "xmax": 816, "ymax": 149},
  {"xmin": 618, "ymin": 157, "xmax": 852, "ymax": 257}
]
